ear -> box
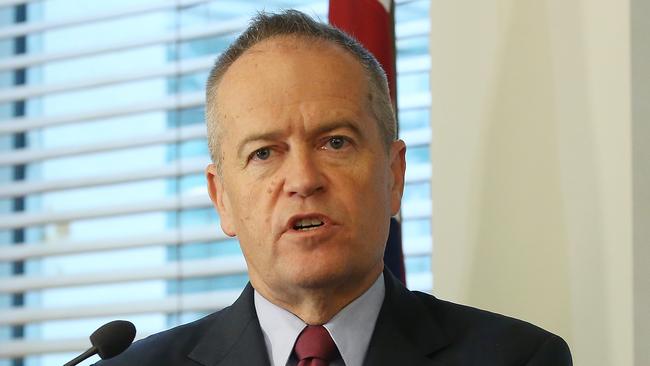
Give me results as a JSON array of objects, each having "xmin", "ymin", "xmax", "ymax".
[
  {"xmin": 206, "ymin": 164, "xmax": 237, "ymax": 237},
  {"xmin": 389, "ymin": 140, "xmax": 407, "ymax": 216}
]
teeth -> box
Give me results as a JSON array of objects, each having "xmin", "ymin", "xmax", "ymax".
[{"xmin": 294, "ymin": 218, "xmax": 324, "ymax": 230}]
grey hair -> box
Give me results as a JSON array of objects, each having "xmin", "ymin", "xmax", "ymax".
[{"xmin": 205, "ymin": 10, "xmax": 396, "ymax": 168}]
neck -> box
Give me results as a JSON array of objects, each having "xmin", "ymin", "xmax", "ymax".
[{"xmin": 251, "ymin": 264, "xmax": 383, "ymax": 325}]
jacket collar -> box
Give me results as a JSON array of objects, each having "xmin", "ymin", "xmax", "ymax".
[
  {"xmin": 362, "ymin": 269, "xmax": 451, "ymax": 366},
  {"xmin": 188, "ymin": 283, "xmax": 270, "ymax": 366},
  {"xmin": 187, "ymin": 269, "xmax": 450, "ymax": 366}
]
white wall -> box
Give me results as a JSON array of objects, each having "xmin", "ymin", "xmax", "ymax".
[{"xmin": 428, "ymin": 1, "xmax": 636, "ymax": 365}]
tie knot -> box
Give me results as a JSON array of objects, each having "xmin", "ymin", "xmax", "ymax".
[{"xmin": 294, "ymin": 325, "xmax": 340, "ymax": 363}]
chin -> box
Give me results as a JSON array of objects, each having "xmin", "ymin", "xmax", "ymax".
[{"xmin": 283, "ymin": 264, "xmax": 353, "ymax": 290}]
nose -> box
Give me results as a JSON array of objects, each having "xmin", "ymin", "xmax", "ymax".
[{"xmin": 282, "ymin": 148, "xmax": 325, "ymax": 198}]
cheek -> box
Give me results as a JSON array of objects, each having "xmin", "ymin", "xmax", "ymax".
[
  {"xmin": 233, "ymin": 177, "xmax": 281, "ymax": 236},
  {"xmin": 341, "ymin": 164, "xmax": 391, "ymax": 216}
]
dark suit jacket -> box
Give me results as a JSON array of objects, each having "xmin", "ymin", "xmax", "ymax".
[{"xmin": 96, "ymin": 270, "xmax": 572, "ymax": 365}]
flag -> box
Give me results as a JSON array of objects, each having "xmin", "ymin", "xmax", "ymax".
[{"xmin": 329, "ymin": 0, "xmax": 406, "ymax": 284}]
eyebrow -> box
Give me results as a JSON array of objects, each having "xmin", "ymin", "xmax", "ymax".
[
  {"xmin": 236, "ymin": 130, "xmax": 285, "ymax": 159},
  {"xmin": 311, "ymin": 120, "xmax": 364, "ymax": 141},
  {"xmin": 236, "ymin": 120, "xmax": 364, "ymax": 159}
]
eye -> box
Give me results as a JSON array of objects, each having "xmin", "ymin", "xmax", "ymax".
[
  {"xmin": 326, "ymin": 137, "xmax": 347, "ymax": 150},
  {"xmin": 251, "ymin": 147, "xmax": 271, "ymax": 161}
]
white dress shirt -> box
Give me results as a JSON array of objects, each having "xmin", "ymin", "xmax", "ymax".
[{"xmin": 254, "ymin": 273, "xmax": 385, "ymax": 366}]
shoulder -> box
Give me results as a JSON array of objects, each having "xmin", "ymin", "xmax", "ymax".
[
  {"xmin": 93, "ymin": 308, "xmax": 229, "ymax": 366},
  {"xmin": 410, "ymin": 290, "xmax": 572, "ymax": 364},
  {"xmin": 413, "ymin": 290, "xmax": 550, "ymax": 342}
]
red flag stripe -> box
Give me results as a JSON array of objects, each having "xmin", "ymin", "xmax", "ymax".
[{"xmin": 328, "ymin": 0, "xmax": 397, "ymax": 105}]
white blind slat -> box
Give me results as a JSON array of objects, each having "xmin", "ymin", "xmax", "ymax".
[
  {"xmin": 401, "ymin": 127, "xmax": 432, "ymax": 148},
  {"xmin": 0, "ymin": 225, "xmax": 224, "ymax": 261},
  {"xmin": 0, "ymin": 124, "xmax": 206, "ymax": 166},
  {"xmin": 0, "ymin": 289, "xmax": 241, "ymax": 352},
  {"xmin": 397, "ymin": 55, "xmax": 431, "ymax": 74},
  {"xmin": 1, "ymin": 290, "xmax": 240, "ymax": 327},
  {"xmin": 0, "ymin": 158, "xmax": 207, "ymax": 199},
  {"xmin": 0, "ymin": 91, "xmax": 204, "ymax": 135},
  {"xmin": 395, "ymin": 19, "xmax": 430, "ymax": 39},
  {"xmin": 0, "ymin": 55, "xmax": 214, "ymax": 103},
  {"xmin": 0, "ymin": 0, "xmax": 26, "ymax": 8},
  {"xmin": 0, "ymin": 194, "xmax": 211, "ymax": 230},
  {"xmin": 0, "ymin": 0, "xmax": 213, "ymax": 40},
  {"xmin": 0, "ymin": 20, "xmax": 246, "ymax": 72},
  {"xmin": 401, "ymin": 200, "xmax": 432, "ymax": 220},
  {"xmin": 0, "ymin": 256, "xmax": 247, "ymax": 293}
]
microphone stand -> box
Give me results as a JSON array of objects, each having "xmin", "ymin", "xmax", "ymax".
[{"xmin": 63, "ymin": 345, "xmax": 97, "ymax": 366}]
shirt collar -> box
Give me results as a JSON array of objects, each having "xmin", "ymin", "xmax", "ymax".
[
  {"xmin": 254, "ymin": 273, "xmax": 385, "ymax": 366},
  {"xmin": 254, "ymin": 290, "xmax": 305, "ymax": 366}
]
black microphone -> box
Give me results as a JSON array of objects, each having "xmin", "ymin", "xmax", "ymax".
[{"xmin": 63, "ymin": 320, "xmax": 136, "ymax": 366}]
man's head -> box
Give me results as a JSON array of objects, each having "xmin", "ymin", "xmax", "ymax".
[
  {"xmin": 205, "ymin": 10, "xmax": 397, "ymax": 171},
  {"xmin": 205, "ymin": 10, "xmax": 406, "ymax": 311}
]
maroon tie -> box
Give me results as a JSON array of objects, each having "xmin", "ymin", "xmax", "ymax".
[{"xmin": 293, "ymin": 325, "xmax": 340, "ymax": 366}]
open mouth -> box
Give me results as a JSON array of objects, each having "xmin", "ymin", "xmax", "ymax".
[{"xmin": 292, "ymin": 218, "xmax": 325, "ymax": 231}]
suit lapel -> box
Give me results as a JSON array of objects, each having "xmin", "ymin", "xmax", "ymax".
[
  {"xmin": 187, "ymin": 283, "xmax": 270, "ymax": 366},
  {"xmin": 362, "ymin": 270, "xmax": 451, "ymax": 366},
  {"xmin": 185, "ymin": 271, "xmax": 450, "ymax": 366}
]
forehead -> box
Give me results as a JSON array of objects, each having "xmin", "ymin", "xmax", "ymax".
[
  {"xmin": 227, "ymin": 35, "xmax": 366, "ymax": 82},
  {"xmin": 215, "ymin": 36, "xmax": 371, "ymax": 121}
]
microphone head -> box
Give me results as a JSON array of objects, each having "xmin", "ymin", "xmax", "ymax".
[{"xmin": 89, "ymin": 320, "xmax": 136, "ymax": 359}]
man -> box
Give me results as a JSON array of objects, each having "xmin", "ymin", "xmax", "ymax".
[{"xmin": 98, "ymin": 10, "xmax": 572, "ymax": 366}]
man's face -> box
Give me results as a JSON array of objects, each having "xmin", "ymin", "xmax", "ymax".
[{"xmin": 206, "ymin": 37, "xmax": 406, "ymax": 296}]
